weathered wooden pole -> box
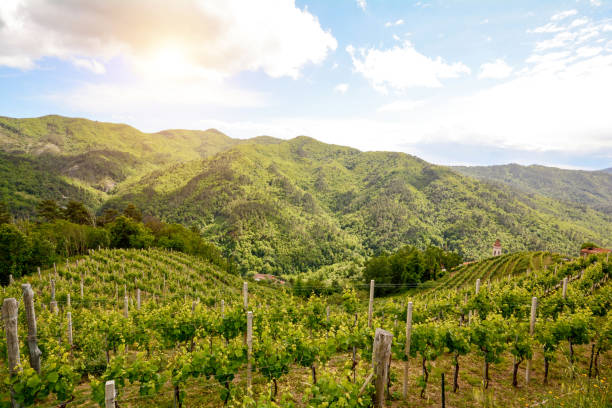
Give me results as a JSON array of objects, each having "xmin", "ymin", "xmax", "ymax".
[
  {"xmin": 475, "ymin": 278, "xmax": 481, "ymax": 295},
  {"xmin": 50, "ymin": 300, "xmax": 58, "ymax": 314},
  {"xmin": 562, "ymin": 277, "xmax": 568, "ymax": 299},
  {"xmin": 136, "ymin": 288, "xmax": 141, "ymax": 310},
  {"xmin": 9, "ymin": 274, "xmax": 14, "ymax": 285},
  {"xmin": 441, "ymin": 373, "xmax": 446, "ymax": 408},
  {"xmin": 66, "ymin": 293, "xmax": 71, "ymax": 308},
  {"xmin": 368, "ymin": 280, "xmax": 375, "ymax": 328},
  {"xmin": 123, "ymin": 296, "xmax": 129, "ymax": 318},
  {"xmin": 51, "ymin": 279, "xmax": 56, "ymax": 300},
  {"xmin": 105, "ymin": 380, "xmax": 116, "ymax": 408},
  {"xmin": 37, "ymin": 267, "xmax": 41, "ymax": 279},
  {"xmin": 80, "ymin": 278, "xmax": 84, "ymax": 300},
  {"xmin": 243, "ymin": 282, "xmax": 248, "ymax": 310},
  {"xmin": 221, "ymin": 299, "xmax": 225, "ymax": 318},
  {"xmin": 525, "ymin": 296, "xmax": 537, "ymax": 385},
  {"xmin": 246, "ymin": 311, "xmax": 253, "ymax": 393},
  {"xmin": 22, "ymin": 284, "xmax": 42, "ymax": 373},
  {"xmin": 3, "ymin": 298, "xmax": 21, "ymax": 408},
  {"xmin": 67, "ymin": 312, "xmax": 73, "ymax": 347},
  {"xmin": 403, "ymin": 301, "xmax": 413, "ymax": 399},
  {"xmin": 372, "ymin": 328, "xmax": 393, "ymax": 408}
]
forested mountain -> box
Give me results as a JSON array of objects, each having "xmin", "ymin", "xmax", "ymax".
[
  {"xmin": 453, "ymin": 163, "xmax": 612, "ymax": 214},
  {"xmin": 1, "ymin": 115, "xmax": 611, "ymax": 275}
]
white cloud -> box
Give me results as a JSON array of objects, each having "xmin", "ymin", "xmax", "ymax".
[
  {"xmin": 385, "ymin": 19, "xmax": 404, "ymax": 27},
  {"xmin": 551, "ymin": 9, "xmax": 578, "ymax": 21},
  {"xmin": 569, "ymin": 18, "xmax": 589, "ymax": 28},
  {"xmin": 590, "ymin": 0, "xmax": 602, "ymax": 6},
  {"xmin": 0, "ymin": 0, "xmax": 337, "ymax": 80},
  {"xmin": 72, "ymin": 58, "xmax": 106, "ymax": 74},
  {"xmin": 356, "ymin": 0, "xmax": 367, "ymax": 11},
  {"xmin": 393, "ymin": 34, "xmax": 401, "ymax": 41},
  {"xmin": 334, "ymin": 83, "xmax": 349, "ymax": 93},
  {"xmin": 377, "ymin": 99, "xmax": 425, "ymax": 112},
  {"xmin": 478, "ymin": 59, "xmax": 513, "ymax": 79},
  {"xmin": 346, "ymin": 41, "xmax": 470, "ymax": 92}
]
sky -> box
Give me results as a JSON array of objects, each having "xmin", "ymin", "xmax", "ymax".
[{"xmin": 0, "ymin": 0, "xmax": 611, "ymax": 169}]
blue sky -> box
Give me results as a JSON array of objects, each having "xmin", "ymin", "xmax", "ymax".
[{"xmin": 1, "ymin": 0, "xmax": 611, "ymax": 169}]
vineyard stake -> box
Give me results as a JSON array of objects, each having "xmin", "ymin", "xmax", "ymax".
[
  {"xmin": 368, "ymin": 280, "xmax": 375, "ymax": 328},
  {"xmin": 372, "ymin": 328, "xmax": 393, "ymax": 408},
  {"xmin": 403, "ymin": 301, "xmax": 413, "ymax": 399},
  {"xmin": 80, "ymin": 278, "xmax": 84, "ymax": 300},
  {"xmin": 67, "ymin": 293, "xmax": 71, "ymax": 309},
  {"xmin": 441, "ymin": 372, "xmax": 446, "ymax": 408},
  {"xmin": 22, "ymin": 284, "xmax": 42, "ymax": 373},
  {"xmin": 525, "ymin": 296, "xmax": 537, "ymax": 385},
  {"xmin": 2, "ymin": 298, "xmax": 21, "ymax": 408},
  {"xmin": 562, "ymin": 277, "xmax": 568, "ymax": 299},
  {"xmin": 221, "ymin": 299, "xmax": 225, "ymax": 318},
  {"xmin": 243, "ymin": 282, "xmax": 248, "ymax": 310},
  {"xmin": 105, "ymin": 380, "xmax": 116, "ymax": 408},
  {"xmin": 246, "ymin": 311, "xmax": 253, "ymax": 394},
  {"xmin": 51, "ymin": 279, "xmax": 56, "ymax": 301},
  {"xmin": 50, "ymin": 301, "xmax": 58, "ymax": 314},
  {"xmin": 136, "ymin": 288, "xmax": 141, "ymax": 310},
  {"xmin": 123, "ymin": 296, "xmax": 129, "ymax": 318},
  {"xmin": 67, "ymin": 312, "xmax": 73, "ymax": 346},
  {"xmin": 9, "ymin": 274, "xmax": 14, "ymax": 285},
  {"xmin": 37, "ymin": 267, "xmax": 41, "ymax": 279}
]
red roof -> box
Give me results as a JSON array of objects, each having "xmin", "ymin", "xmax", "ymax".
[{"xmin": 580, "ymin": 247, "xmax": 611, "ymax": 255}]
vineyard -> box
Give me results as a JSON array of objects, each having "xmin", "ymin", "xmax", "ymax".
[{"xmin": 0, "ymin": 249, "xmax": 610, "ymax": 407}]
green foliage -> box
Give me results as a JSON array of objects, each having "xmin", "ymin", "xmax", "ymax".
[
  {"xmin": 363, "ymin": 245, "xmax": 460, "ymax": 294},
  {"xmin": 108, "ymin": 216, "xmax": 154, "ymax": 249}
]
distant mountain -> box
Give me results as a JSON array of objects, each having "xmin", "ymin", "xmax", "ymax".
[
  {"xmin": 453, "ymin": 163, "xmax": 612, "ymax": 214},
  {"xmin": 1, "ymin": 115, "xmax": 611, "ymax": 274},
  {"xmin": 601, "ymin": 167, "xmax": 612, "ymax": 174}
]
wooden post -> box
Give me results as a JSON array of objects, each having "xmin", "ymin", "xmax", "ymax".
[
  {"xmin": 37, "ymin": 267, "xmax": 41, "ymax": 279},
  {"xmin": 53, "ymin": 262, "xmax": 57, "ymax": 276},
  {"xmin": 22, "ymin": 284, "xmax": 42, "ymax": 373},
  {"xmin": 441, "ymin": 372, "xmax": 446, "ymax": 408},
  {"xmin": 475, "ymin": 278, "xmax": 481, "ymax": 295},
  {"xmin": 9, "ymin": 274, "xmax": 14, "ymax": 284},
  {"xmin": 123, "ymin": 296, "xmax": 129, "ymax": 318},
  {"xmin": 562, "ymin": 277, "xmax": 568, "ymax": 299},
  {"xmin": 136, "ymin": 288, "xmax": 141, "ymax": 310},
  {"xmin": 368, "ymin": 280, "xmax": 375, "ymax": 328},
  {"xmin": 372, "ymin": 328, "xmax": 393, "ymax": 408},
  {"xmin": 221, "ymin": 300, "xmax": 225, "ymax": 318},
  {"xmin": 246, "ymin": 311, "xmax": 253, "ymax": 393},
  {"xmin": 2, "ymin": 298, "xmax": 21, "ymax": 408},
  {"xmin": 243, "ymin": 282, "xmax": 248, "ymax": 310},
  {"xmin": 67, "ymin": 312, "xmax": 73, "ymax": 347},
  {"xmin": 67, "ymin": 293, "xmax": 71, "ymax": 308},
  {"xmin": 80, "ymin": 278, "xmax": 84, "ymax": 300},
  {"xmin": 525, "ymin": 296, "xmax": 537, "ymax": 385},
  {"xmin": 51, "ymin": 279, "xmax": 56, "ymax": 300},
  {"xmin": 50, "ymin": 301, "xmax": 58, "ymax": 314},
  {"xmin": 403, "ymin": 301, "xmax": 413, "ymax": 399},
  {"xmin": 105, "ymin": 380, "xmax": 116, "ymax": 408}
]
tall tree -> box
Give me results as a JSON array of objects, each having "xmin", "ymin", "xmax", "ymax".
[
  {"xmin": 63, "ymin": 201, "xmax": 93, "ymax": 225},
  {"xmin": 0, "ymin": 202, "xmax": 10, "ymax": 225},
  {"xmin": 37, "ymin": 199, "xmax": 61, "ymax": 222},
  {"xmin": 123, "ymin": 203, "xmax": 142, "ymax": 222}
]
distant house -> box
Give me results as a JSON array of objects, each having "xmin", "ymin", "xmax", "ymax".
[
  {"xmin": 492, "ymin": 239, "xmax": 502, "ymax": 257},
  {"xmin": 253, "ymin": 273, "xmax": 286, "ymax": 284},
  {"xmin": 580, "ymin": 247, "xmax": 610, "ymax": 257}
]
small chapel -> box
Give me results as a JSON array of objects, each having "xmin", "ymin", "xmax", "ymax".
[{"xmin": 492, "ymin": 239, "xmax": 502, "ymax": 256}]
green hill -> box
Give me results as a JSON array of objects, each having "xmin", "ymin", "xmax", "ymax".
[
  {"xmin": 105, "ymin": 136, "xmax": 612, "ymax": 274},
  {"xmin": 453, "ymin": 163, "xmax": 612, "ymax": 214},
  {"xmin": 2, "ymin": 116, "xmax": 612, "ymax": 276}
]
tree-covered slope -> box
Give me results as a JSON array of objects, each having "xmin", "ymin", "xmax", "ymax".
[
  {"xmin": 0, "ymin": 115, "xmax": 278, "ymax": 213},
  {"xmin": 104, "ymin": 136, "xmax": 612, "ymax": 274},
  {"xmin": 453, "ymin": 163, "xmax": 612, "ymax": 214}
]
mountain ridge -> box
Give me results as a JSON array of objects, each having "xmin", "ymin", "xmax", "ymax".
[{"xmin": 1, "ymin": 115, "xmax": 611, "ymax": 274}]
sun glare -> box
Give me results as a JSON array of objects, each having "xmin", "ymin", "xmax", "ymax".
[{"xmin": 146, "ymin": 46, "xmax": 191, "ymax": 78}]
